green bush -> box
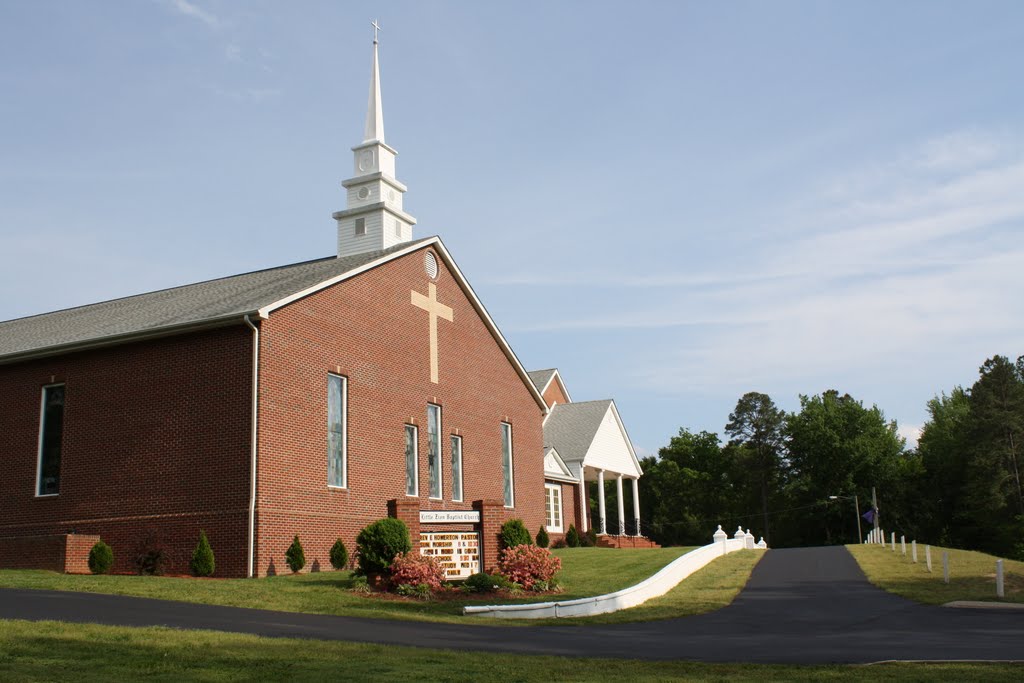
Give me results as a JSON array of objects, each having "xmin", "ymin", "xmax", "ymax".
[
  {"xmin": 551, "ymin": 538, "xmax": 568, "ymax": 549},
  {"xmin": 581, "ymin": 528, "xmax": 598, "ymax": 547},
  {"xmin": 285, "ymin": 535, "xmax": 305, "ymax": 573},
  {"xmin": 500, "ymin": 518, "xmax": 532, "ymax": 549},
  {"xmin": 463, "ymin": 571, "xmax": 514, "ymax": 593},
  {"xmin": 329, "ymin": 538, "xmax": 349, "ymax": 570},
  {"xmin": 565, "ymin": 524, "xmax": 581, "ymax": 547},
  {"xmin": 190, "ymin": 530, "xmax": 215, "ymax": 577},
  {"xmin": 87, "ymin": 540, "xmax": 113, "ymax": 575},
  {"xmin": 536, "ymin": 526, "xmax": 550, "ymax": 548},
  {"xmin": 355, "ymin": 518, "xmax": 411, "ymax": 575}
]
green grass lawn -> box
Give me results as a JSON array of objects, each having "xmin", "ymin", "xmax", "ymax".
[
  {"xmin": 1, "ymin": 620, "xmax": 1020, "ymax": 682},
  {"xmin": 0, "ymin": 547, "xmax": 700, "ymax": 624},
  {"xmin": 847, "ymin": 543, "xmax": 1024, "ymax": 605}
]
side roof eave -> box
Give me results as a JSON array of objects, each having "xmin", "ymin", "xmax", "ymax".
[
  {"xmin": 258, "ymin": 236, "xmax": 549, "ymax": 414},
  {"xmin": 539, "ymin": 369, "xmax": 573, "ymax": 404}
]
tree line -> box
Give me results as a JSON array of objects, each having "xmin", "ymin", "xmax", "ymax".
[{"xmin": 635, "ymin": 354, "xmax": 1024, "ymax": 560}]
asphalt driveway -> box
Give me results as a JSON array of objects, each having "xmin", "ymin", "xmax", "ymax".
[{"xmin": 1, "ymin": 546, "xmax": 1021, "ymax": 663}]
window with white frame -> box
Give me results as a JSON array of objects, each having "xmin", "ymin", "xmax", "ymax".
[
  {"xmin": 327, "ymin": 374, "xmax": 347, "ymax": 488},
  {"xmin": 36, "ymin": 384, "xmax": 65, "ymax": 496},
  {"xmin": 501, "ymin": 422, "xmax": 514, "ymax": 507},
  {"xmin": 450, "ymin": 434, "xmax": 463, "ymax": 502},
  {"xmin": 404, "ymin": 424, "xmax": 418, "ymax": 496},
  {"xmin": 427, "ymin": 404, "xmax": 442, "ymax": 499},
  {"xmin": 544, "ymin": 483, "xmax": 563, "ymax": 532}
]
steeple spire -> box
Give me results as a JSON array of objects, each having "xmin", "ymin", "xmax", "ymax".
[
  {"xmin": 333, "ymin": 23, "xmax": 417, "ymax": 258},
  {"xmin": 364, "ymin": 20, "xmax": 384, "ymax": 143}
]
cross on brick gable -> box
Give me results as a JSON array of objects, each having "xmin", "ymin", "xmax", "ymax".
[{"xmin": 410, "ymin": 282, "xmax": 453, "ymax": 383}]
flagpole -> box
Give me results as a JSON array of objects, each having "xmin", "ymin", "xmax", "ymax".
[{"xmin": 872, "ymin": 486, "xmax": 879, "ymax": 540}]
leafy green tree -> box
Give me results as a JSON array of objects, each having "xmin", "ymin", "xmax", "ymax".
[
  {"xmin": 784, "ymin": 390, "xmax": 909, "ymax": 546},
  {"xmin": 726, "ymin": 393, "xmax": 785, "ymax": 544},
  {"xmin": 916, "ymin": 387, "xmax": 971, "ymax": 545}
]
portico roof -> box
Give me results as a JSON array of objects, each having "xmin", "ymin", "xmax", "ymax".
[{"xmin": 543, "ymin": 400, "xmax": 642, "ymax": 478}]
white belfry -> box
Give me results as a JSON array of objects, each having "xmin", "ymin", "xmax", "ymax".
[{"xmin": 334, "ymin": 22, "xmax": 417, "ymax": 257}]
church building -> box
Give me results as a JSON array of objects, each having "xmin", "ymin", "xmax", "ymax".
[{"xmin": 0, "ymin": 33, "xmax": 646, "ymax": 578}]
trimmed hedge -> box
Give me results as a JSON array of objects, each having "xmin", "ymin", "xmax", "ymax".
[
  {"xmin": 88, "ymin": 540, "xmax": 113, "ymax": 575},
  {"xmin": 500, "ymin": 518, "xmax": 532, "ymax": 550},
  {"xmin": 356, "ymin": 518, "xmax": 411, "ymax": 575}
]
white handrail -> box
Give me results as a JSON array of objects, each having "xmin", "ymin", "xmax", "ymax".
[{"xmin": 463, "ymin": 537, "xmax": 762, "ymax": 619}]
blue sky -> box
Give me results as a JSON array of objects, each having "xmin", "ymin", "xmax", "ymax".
[{"xmin": 2, "ymin": 1, "xmax": 1023, "ymax": 458}]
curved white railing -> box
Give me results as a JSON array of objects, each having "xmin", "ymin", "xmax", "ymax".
[{"xmin": 463, "ymin": 536, "xmax": 762, "ymax": 619}]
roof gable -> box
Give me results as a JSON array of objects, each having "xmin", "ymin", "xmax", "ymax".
[
  {"xmin": 544, "ymin": 399, "xmax": 641, "ymax": 477},
  {"xmin": 543, "ymin": 447, "xmax": 577, "ymax": 482}
]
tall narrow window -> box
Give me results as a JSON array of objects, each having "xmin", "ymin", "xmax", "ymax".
[
  {"xmin": 37, "ymin": 384, "xmax": 65, "ymax": 496},
  {"xmin": 327, "ymin": 374, "xmax": 347, "ymax": 488},
  {"xmin": 501, "ymin": 422, "xmax": 514, "ymax": 507},
  {"xmin": 405, "ymin": 424, "xmax": 418, "ymax": 496},
  {"xmin": 545, "ymin": 483, "xmax": 563, "ymax": 532},
  {"xmin": 427, "ymin": 404, "xmax": 442, "ymax": 499},
  {"xmin": 354, "ymin": 217, "xmax": 366, "ymax": 236},
  {"xmin": 450, "ymin": 435, "xmax": 463, "ymax": 502}
]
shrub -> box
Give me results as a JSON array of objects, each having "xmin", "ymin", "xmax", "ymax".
[
  {"xmin": 389, "ymin": 551, "xmax": 446, "ymax": 592},
  {"xmin": 396, "ymin": 582, "xmax": 433, "ymax": 599},
  {"xmin": 463, "ymin": 571, "xmax": 515, "ymax": 593},
  {"xmin": 497, "ymin": 544, "xmax": 562, "ymax": 590},
  {"xmin": 286, "ymin": 535, "xmax": 305, "ymax": 573},
  {"xmin": 348, "ymin": 575, "xmax": 372, "ymax": 594},
  {"xmin": 565, "ymin": 524, "xmax": 580, "ymax": 548},
  {"xmin": 536, "ymin": 526, "xmax": 550, "ymax": 548},
  {"xmin": 500, "ymin": 518, "xmax": 532, "ymax": 549},
  {"xmin": 551, "ymin": 538, "xmax": 568, "ymax": 549},
  {"xmin": 329, "ymin": 538, "xmax": 349, "ymax": 570},
  {"xmin": 581, "ymin": 528, "xmax": 598, "ymax": 547},
  {"xmin": 190, "ymin": 530, "xmax": 215, "ymax": 577},
  {"xmin": 88, "ymin": 540, "xmax": 113, "ymax": 575},
  {"xmin": 356, "ymin": 518, "xmax": 412, "ymax": 575},
  {"xmin": 134, "ymin": 530, "xmax": 166, "ymax": 575}
]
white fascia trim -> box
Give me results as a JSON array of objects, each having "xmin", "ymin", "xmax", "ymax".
[
  {"xmin": 258, "ymin": 238, "xmax": 439, "ymax": 318},
  {"xmin": 544, "ymin": 473, "xmax": 579, "ymax": 484},
  {"xmin": 257, "ymin": 237, "xmax": 548, "ymax": 414}
]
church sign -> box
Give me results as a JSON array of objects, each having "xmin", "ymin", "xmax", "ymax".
[
  {"xmin": 420, "ymin": 532, "xmax": 480, "ymax": 579},
  {"xmin": 419, "ymin": 510, "xmax": 480, "ymax": 524}
]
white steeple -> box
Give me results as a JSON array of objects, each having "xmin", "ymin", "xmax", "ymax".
[{"xmin": 334, "ymin": 20, "xmax": 416, "ymax": 258}]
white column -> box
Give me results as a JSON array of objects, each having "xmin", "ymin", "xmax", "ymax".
[
  {"xmin": 578, "ymin": 468, "xmax": 588, "ymax": 534},
  {"xmin": 616, "ymin": 474, "xmax": 625, "ymax": 536},
  {"xmin": 597, "ymin": 469, "xmax": 607, "ymax": 535},
  {"xmin": 631, "ymin": 477, "xmax": 641, "ymax": 537}
]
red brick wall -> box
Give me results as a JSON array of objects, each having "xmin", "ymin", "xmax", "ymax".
[
  {"xmin": 0, "ymin": 327, "xmax": 253, "ymax": 576},
  {"xmin": 254, "ymin": 245, "xmax": 546, "ymax": 576},
  {"xmin": 542, "ymin": 377, "xmax": 570, "ymax": 408}
]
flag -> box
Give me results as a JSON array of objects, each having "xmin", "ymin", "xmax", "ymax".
[{"xmin": 862, "ymin": 508, "xmax": 876, "ymax": 524}]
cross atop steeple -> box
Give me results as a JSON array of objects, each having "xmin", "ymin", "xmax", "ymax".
[{"xmin": 371, "ymin": 19, "xmax": 381, "ymax": 44}]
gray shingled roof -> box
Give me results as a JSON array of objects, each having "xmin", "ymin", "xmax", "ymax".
[
  {"xmin": 0, "ymin": 238, "xmax": 433, "ymax": 362},
  {"xmin": 527, "ymin": 368, "xmax": 557, "ymax": 393},
  {"xmin": 542, "ymin": 399, "xmax": 614, "ymax": 463}
]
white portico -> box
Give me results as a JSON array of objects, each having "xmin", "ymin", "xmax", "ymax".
[{"xmin": 543, "ymin": 399, "xmax": 644, "ymax": 539}]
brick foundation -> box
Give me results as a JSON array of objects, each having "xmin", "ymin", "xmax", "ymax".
[{"xmin": 0, "ymin": 533, "xmax": 101, "ymax": 574}]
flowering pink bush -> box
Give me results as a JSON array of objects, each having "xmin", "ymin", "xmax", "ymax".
[
  {"xmin": 497, "ymin": 544, "xmax": 561, "ymax": 590},
  {"xmin": 389, "ymin": 551, "xmax": 445, "ymax": 591}
]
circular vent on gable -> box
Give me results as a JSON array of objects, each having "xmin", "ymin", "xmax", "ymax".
[{"xmin": 424, "ymin": 252, "xmax": 438, "ymax": 279}]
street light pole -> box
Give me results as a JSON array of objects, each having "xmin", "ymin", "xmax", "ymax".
[{"xmin": 829, "ymin": 494, "xmax": 862, "ymax": 544}]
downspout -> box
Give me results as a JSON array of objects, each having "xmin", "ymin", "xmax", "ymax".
[{"xmin": 243, "ymin": 315, "xmax": 260, "ymax": 578}]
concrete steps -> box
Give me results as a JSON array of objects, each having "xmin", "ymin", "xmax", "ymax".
[{"xmin": 596, "ymin": 535, "xmax": 661, "ymax": 549}]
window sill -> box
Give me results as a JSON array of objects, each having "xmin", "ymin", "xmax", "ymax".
[
  {"xmin": 546, "ymin": 526, "xmax": 563, "ymax": 534},
  {"xmin": 34, "ymin": 494, "xmax": 59, "ymax": 499},
  {"xmin": 327, "ymin": 485, "xmax": 348, "ymax": 491}
]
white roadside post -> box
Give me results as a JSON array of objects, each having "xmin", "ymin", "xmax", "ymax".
[
  {"xmin": 900, "ymin": 535, "xmax": 906, "ymax": 556},
  {"xmin": 745, "ymin": 529, "xmax": 755, "ymax": 549},
  {"xmin": 891, "ymin": 532, "xmax": 896, "ymax": 552},
  {"xmin": 926, "ymin": 545, "xmax": 932, "ymax": 572},
  {"xmin": 912, "ymin": 540, "xmax": 917, "ymax": 563},
  {"xmin": 943, "ymin": 551, "xmax": 950, "ymax": 584},
  {"xmin": 996, "ymin": 560, "xmax": 1005, "ymax": 598},
  {"xmin": 756, "ymin": 537, "xmax": 767, "ymax": 549}
]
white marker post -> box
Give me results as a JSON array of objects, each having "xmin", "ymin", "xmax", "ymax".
[
  {"xmin": 943, "ymin": 551, "xmax": 950, "ymax": 584},
  {"xmin": 901, "ymin": 535, "xmax": 906, "ymax": 556},
  {"xmin": 925, "ymin": 545, "xmax": 932, "ymax": 572},
  {"xmin": 996, "ymin": 560, "xmax": 1004, "ymax": 598},
  {"xmin": 912, "ymin": 540, "xmax": 917, "ymax": 563},
  {"xmin": 891, "ymin": 532, "xmax": 896, "ymax": 551}
]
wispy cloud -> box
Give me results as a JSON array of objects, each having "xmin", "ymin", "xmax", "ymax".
[{"xmin": 166, "ymin": 0, "xmax": 219, "ymax": 28}]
